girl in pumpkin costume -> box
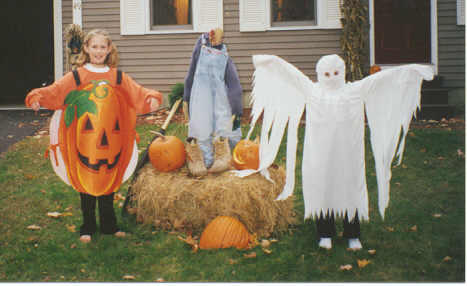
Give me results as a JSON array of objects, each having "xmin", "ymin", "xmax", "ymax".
[{"xmin": 25, "ymin": 29, "xmax": 162, "ymax": 243}]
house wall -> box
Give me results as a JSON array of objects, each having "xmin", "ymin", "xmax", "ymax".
[
  {"xmin": 437, "ymin": 0, "xmax": 465, "ymax": 112},
  {"xmin": 67, "ymin": 0, "xmax": 341, "ymax": 107},
  {"xmin": 62, "ymin": 0, "xmax": 73, "ymax": 74},
  {"xmin": 438, "ymin": 0, "xmax": 465, "ymax": 90}
]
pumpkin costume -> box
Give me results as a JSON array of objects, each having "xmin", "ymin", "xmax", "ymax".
[{"xmin": 26, "ymin": 64, "xmax": 162, "ymax": 236}]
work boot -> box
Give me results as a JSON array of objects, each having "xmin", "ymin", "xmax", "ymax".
[
  {"xmin": 208, "ymin": 137, "xmax": 231, "ymax": 173},
  {"xmin": 185, "ymin": 137, "xmax": 207, "ymax": 177}
]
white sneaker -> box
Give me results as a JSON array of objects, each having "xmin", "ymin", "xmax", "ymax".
[
  {"xmin": 319, "ymin": 237, "xmax": 332, "ymax": 249},
  {"xmin": 348, "ymin": 238, "xmax": 362, "ymax": 250}
]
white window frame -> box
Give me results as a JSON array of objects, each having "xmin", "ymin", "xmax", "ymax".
[
  {"xmin": 457, "ymin": 0, "xmax": 465, "ymax": 25},
  {"xmin": 240, "ymin": 0, "xmax": 342, "ymax": 32},
  {"xmin": 121, "ymin": 0, "xmax": 223, "ymax": 35}
]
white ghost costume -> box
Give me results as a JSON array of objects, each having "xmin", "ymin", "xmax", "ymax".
[{"xmin": 234, "ymin": 54, "xmax": 434, "ymax": 221}]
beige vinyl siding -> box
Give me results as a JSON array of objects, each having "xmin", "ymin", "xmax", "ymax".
[
  {"xmin": 62, "ymin": 0, "xmax": 73, "ymax": 74},
  {"xmin": 438, "ymin": 0, "xmax": 465, "ymax": 89},
  {"xmin": 70, "ymin": 0, "xmax": 342, "ymax": 106}
]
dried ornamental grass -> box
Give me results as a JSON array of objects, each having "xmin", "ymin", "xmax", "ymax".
[{"xmin": 129, "ymin": 164, "xmax": 296, "ymax": 238}]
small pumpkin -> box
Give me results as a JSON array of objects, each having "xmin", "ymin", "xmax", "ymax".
[
  {"xmin": 199, "ymin": 216, "xmax": 252, "ymax": 250},
  {"xmin": 148, "ymin": 133, "xmax": 186, "ymax": 172},
  {"xmin": 369, "ymin": 65, "xmax": 381, "ymax": 75},
  {"xmin": 232, "ymin": 139, "xmax": 259, "ymax": 170}
]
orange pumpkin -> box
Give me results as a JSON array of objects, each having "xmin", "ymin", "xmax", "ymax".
[
  {"xmin": 369, "ymin": 65, "xmax": 381, "ymax": 75},
  {"xmin": 199, "ymin": 216, "xmax": 253, "ymax": 250},
  {"xmin": 232, "ymin": 139, "xmax": 259, "ymax": 170},
  {"xmin": 148, "ymin": 134, "xmax": 186, "ymax": 172},
  {"xmin": 58, "ymin": 80, "xmax": 136, "ymax": 196}
]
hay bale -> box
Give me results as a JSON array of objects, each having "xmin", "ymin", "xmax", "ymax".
[{"xmin": 130, "ymin": 164, "xmax": 297, "ymax": 238}]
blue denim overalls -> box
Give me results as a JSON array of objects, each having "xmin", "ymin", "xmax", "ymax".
[{"xmin": 188, "ymin": 41, "xmax": 241, "ymax": 168}]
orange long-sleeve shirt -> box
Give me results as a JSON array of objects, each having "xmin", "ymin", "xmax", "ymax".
[{"xmin": 25, "ymin": 66, "xmax": 162, "ymax": 114}]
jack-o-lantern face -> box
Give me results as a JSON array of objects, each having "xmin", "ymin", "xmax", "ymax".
[{"xmin": 59, "ymin": 80, "xmax": 136, "ymax": 196}]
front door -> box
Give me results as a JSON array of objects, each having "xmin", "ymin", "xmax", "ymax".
[
  {"xmin": 0, "ymin": 0, "xmax": 54, "ymax": 105},
  {"xmin": 374, "ymin": 0, "xmax": 431, "ymax": 64}
]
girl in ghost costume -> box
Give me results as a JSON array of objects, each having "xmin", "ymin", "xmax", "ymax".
[
  {"xmin": 25, "ymin": 29, "xmax": 162, "ymax": 243},
  {"xmin": 184, "ymin": 28, "xmax": 243, "ymax": 176},
  {"xmin": 234, "ymin": 54, "xmax": 433, "ymax": 250}
]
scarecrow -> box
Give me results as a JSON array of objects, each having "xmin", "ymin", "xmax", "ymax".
[
  {"xmin": 184, "ymin": 28, "xmax": 243, "ymax": 176},
  {"xmin": 234, "ymin": 54, "xmax": 434, "ymax": 249}
]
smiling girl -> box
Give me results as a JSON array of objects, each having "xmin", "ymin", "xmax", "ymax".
[{"xmin": 25, "ymin": 29, "xmax": 163, "ymax": 243}]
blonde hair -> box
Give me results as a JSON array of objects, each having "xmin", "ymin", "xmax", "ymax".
[{"xmin": 76, "ymin": 29, "xmax": 119, "ymax": 68}]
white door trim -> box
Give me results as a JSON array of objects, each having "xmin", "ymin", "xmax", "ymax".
[
  {"xmin": 54, "ymin": 0, "xmax": 63, "ymax": 80},
  {"xmin": 369, "ymin": 0, "xmax": 438, "ymax": 74}
]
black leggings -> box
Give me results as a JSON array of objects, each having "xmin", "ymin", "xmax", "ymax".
[
  {"xmin": 79, "ymin": 192, "xmax": 118, "ymax": 236},
  {"xmin": 316, "ymin": 210, "xmax": 360, "ymax": 239}
]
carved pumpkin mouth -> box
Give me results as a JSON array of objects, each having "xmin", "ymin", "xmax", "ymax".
[{"xmin": 78, "ymin": 151, "xmax": 121, "ymax": 171}]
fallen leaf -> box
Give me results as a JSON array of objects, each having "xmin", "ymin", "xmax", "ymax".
[
  {"xmin": 40, "ymin": 189, "xmax": 47, "ymax": 194},
  {"xmin": 385, "ymin": 226, "xmax": 394, "ymax": 232},
  {"xmin": 80, "ymin": 269, "xmax": 85, "ymax": 273},
  {"xmin": 24, "ymin": 174, "xmax": 35, "ymax": 180},
  {"xmin": 65, "ymin": 206, "xmax": 73, "ymax": 211},
  {"xmin": 61, "ymin": 212, "xmax": 73, "ymax": 217},
  {"xmin": 357, "ymin": 259, "xmax": 370, "ymax": 268},
  {"xmin": 443, "ymin": 256, "xmax": 452, "ymax": 262},
  {"xmin": 339, "ymin": 264, "xmax": 353, "ymax": 271},
  {"xmin": 433, "ymin": 213, "xmax": 442, "ymax": 218},
  {"xmin": 155, "ymin": 278, "xmax": 165, "ymax": 282},
  {"xmin": 437, "ymin": 156, "xmax": 445, "ymax": 160},
  {"xmin": 177, "ymin": 235, "xmax": 199, "ymax": 252},
  {"xmin": 123, "ymin": 275, "xmax": 136, "ymax": 280},
  {"xmin": 47, "ymin": 212, "xmax": 62, "ymax": 218},
  {"xmin": 27, "ymin": 225, "xmax": 41, "ymax": 231},
  {"xmin": 260, "ymin": 239, "xmax": 271, "ymax": 248},
  {"xmin": 228, "ymin": 259, "xmax": 238, "ymax": 265},
  {"xmin": 368, "ymin": 249, "xmax": 376, "ymax": 255},
  {"xmin": 243, "ymin": 252, "xmax": 257, "ymax": 259},
  {"xmin": 395, "ymin": 182, "xmax": 401, "ymax": 187},
  {"xmin": 114, "ymin": 193, "xmax": 125, "ymax": 201},
  {"xmin": 269, "ymin": 239, "xmax": 278, "ymax": 243},
  {"xmin": 410, "ymin": 225, "xmax": 417, "ymax": 232},
  {"xmin": 70, "ymin": 244, "xmax": 77, "ymax": 249},
  {"xmin": 66, "ymin": 224, "xmax": 76, "ymax": 233},
  {"xmin": 263, "ymin": 248, "xmax": 272, "ymax": 254}
]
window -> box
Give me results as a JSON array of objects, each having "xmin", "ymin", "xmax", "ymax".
[
  {"xmin": 271, "ymin": 0, "xmax": 317, "ymax": 27},
  {"xmin": 120, "ymin": 0, "xmax": 222, "ymax": 35},
  {"xmin": 150, "ymin": 0, "xmax": 193, "ymax": 31},
  {"xmin": 240, "ymin": 0, "xmax": 341, "ymax": 32}
]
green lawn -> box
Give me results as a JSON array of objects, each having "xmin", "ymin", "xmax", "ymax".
[{"xmin": 0, "ymin": 122, "xmax": 464, "ymax": 282}]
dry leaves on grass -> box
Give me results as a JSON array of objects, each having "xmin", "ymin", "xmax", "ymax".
[
  {"xmin": 357, "ymin": 259, "xmax": 370, "ymax": 268},
  {"xmin": 368, "ymin": 249, "xmax": 376, "ymax": 255},
  {"xmin": 177, "ymin": 235, "xmax": 199, "ymax": 253},
  {"xmin": 443, "ymin": 256, "xmax": 452, "ymax": 262},
  {"xmin": 243, "ymin": 252, "xmax": 257, "ymax": 259},
  {"xmin": 123, "ymin": 275, "xmax": 136, "ymax": 280},
  {"xmin": 27, "ymin": 225, "xmax": 41, "ymax": 230},
  {"xmin": 47, "ymin": 212, "xmax": 73, "ymax": 218},
  {"xmin": 339, "ymin": 264, "xmax": 352, "ymax": 271},
  {"xmin": 385, "ymin": 226, "xmax": 394, "ymax": 232},
  {"xmin": 410, "ymin": 225, "xmax": 418, "ymax": 232},
  {"xmin": 66, "ymin": 224, "xmax": 76, "ymax": 233}
]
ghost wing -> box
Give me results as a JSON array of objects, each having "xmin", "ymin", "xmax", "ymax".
[
  {"xmin": 233, "ymin": 55, "xmax": 310, "ymax": 200},
  {"xmin": 351, "ymin": 65, "xmax": 434, "ymax": 219}
]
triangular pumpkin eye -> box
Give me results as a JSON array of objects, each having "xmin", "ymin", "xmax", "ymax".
[
  {"xmin": 84, "ymin": 116, "xmax": 94, "ymax": 131},
  {"xmin": 114, "ymin": 120, "xmax": 120, "ymax": 131}
]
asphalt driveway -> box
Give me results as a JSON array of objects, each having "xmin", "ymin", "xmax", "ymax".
[{"xmin": 0, "ymin": 109, "xmax": 52, "ymax": 154}]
